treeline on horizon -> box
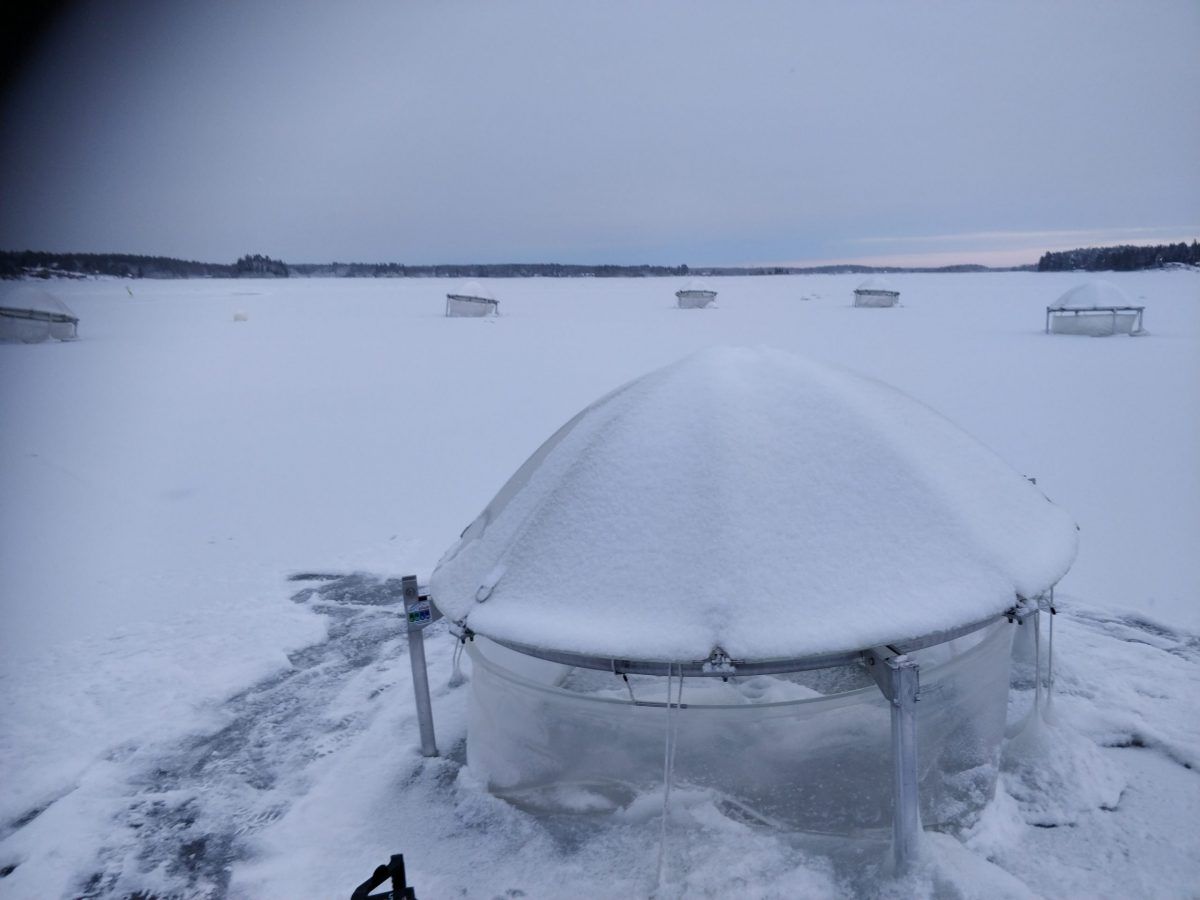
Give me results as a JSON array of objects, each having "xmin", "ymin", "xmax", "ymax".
[
  {"xmin": 0, "ymin": 249, "xmax": 1016, "ymax": 280},
  {"xmin": 1037, "ymin": 241, "xmax": 1199, "ymax": 272},
  {"xmin": 0, "ymin": 251, "xmax": 288, "ymax": 280},
  {"xmin": 21, "ymin": 243, "xmax": 1200, "ymax": 280}
]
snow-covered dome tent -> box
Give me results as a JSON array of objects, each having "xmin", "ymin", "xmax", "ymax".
[
  {"xmin": 0, "ymin": 285, "xmax": 79, "ymax": 343},
  {"xmin": 421, "ymin": 347, "xmax": 1077, "ymax": 868},
  {"xmin": 853, "ymin": 276, "xmax": 900, "ymax": 307},
  {"xmin": 445, "ymin": 280, "xmax": 499, "ymax": 317},
  {"xmin": 1046, "ymin": 280, "xmax": 1145, "ymax": 336},
  {"xmin": 675, "ymin": 278, "xmax": 717, "ymax": 309}
]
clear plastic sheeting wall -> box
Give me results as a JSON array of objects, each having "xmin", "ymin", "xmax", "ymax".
[
  {"xmin": 1049, "ymin": 310, "xmax": 1142, "ymax": 336},
  {"xmin": 852, "ymin": 292, "xmax": 899, "ymax": 308},
  {"xmin": 445, "ymin": 296, "xmax": 498, "ymax": 317},
  {"xmin": 466, "ymin": 622, "xmax": 1013, "ymax": 834},
  {"xmin": 0, "ymin": 310, "xmax": 78, "ymax": 343},
  {"xmin": 0, "ymin": 288, "xmax": 79, "ymax": 343}
]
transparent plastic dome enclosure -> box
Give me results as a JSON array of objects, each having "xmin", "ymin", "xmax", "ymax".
[
  {"xmin": 0, "ymin": 287, "xmax": 79, "ymax": 343},
  {"xmin": 466, "ymin": 621, "xmax": 1013, "ymax": 834}
]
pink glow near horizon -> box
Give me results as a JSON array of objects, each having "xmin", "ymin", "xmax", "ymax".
[{"xmin": 754, "ymin": 232, "xmax": 1199, "ymax": 270}]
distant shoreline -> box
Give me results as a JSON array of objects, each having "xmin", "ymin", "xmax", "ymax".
[
  {"xmin": 0, "ymin": 250, "xmax": 1035, "ymax": 281},
  {"xmin": 4, "ymin": 245, "xmax": 1196, "ymax": 281}
]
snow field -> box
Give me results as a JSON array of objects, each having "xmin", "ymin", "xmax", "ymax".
[{"xmin": 0, "ymin": 270, "xmax": 1197, "ymax": 896}]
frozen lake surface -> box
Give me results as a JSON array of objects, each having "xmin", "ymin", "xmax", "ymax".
[{"xmin": 1, "ymin": 271, "xmax": 1197, "ymax": 897}]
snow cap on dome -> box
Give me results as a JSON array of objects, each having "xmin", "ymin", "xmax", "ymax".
[
  {"xmin": 0, "ymin": 285, "xmax": 76, "ymax": 318},
  {"xmin": 1050, "ymin": 280, "xmax": 1133, "ymax": 310},
  {"xmin": 453, "ymin": 280, "xmax": 495, "ymax": 301},
  {"xmin": 431, "ymin": 347, "xmax": 1077, "ymax": 662},
  {"xmin": 856, "ymin": 276, "xmax": 897, "ymax": 293}
]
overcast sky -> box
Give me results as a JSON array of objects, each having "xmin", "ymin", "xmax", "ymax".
[{"xmin": 1, "ymin": 0, "xmax": 1196, "ymax": 267}]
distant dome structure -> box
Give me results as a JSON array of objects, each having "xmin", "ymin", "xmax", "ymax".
[
  {"xmin": 675, "ymin": 278, "xmax": 717, "ymax": 309},
  {"xmin": 853, "ymin": 276, "xmax": 900, "ymax": 307},
  {"xmin": 420, "ymin": 347, "xmax": 1076, "ymax": 867},
  {"xmin": 1046, "ymin": 280, "xmax": 1145, "ymax": 336},
  {"xmin": 446, "ymin": 281, "xmax": 499, "ymax": 317},
  {"xmin": 0, "ymin": 286, "xmax": 79, "ymax": 343}
]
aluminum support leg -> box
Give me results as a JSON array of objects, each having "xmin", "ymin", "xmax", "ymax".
[
  {"xmin": 866, "ymin": 648, "xmax": 921, "ymax": 873},
  {"xmin": 403, "ymin": 575, "xmax": 439, "ymax": 757},
  {"xmin": 889, "ymin": 657, "xmax": 921, "ymax": 873}
]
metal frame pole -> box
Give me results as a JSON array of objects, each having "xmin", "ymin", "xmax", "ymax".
[
  {"xmin": 1032, "ymin": 604, "xmax": 1042, "ymax": 713},
  {"xmin": 866, "ymin": 648, "xmax": 922, "ymax": 872},
  {"xmin": 403, "ymin": 575, "xmax": 439, "ymax": 757},
  {"xmin": 889, "ymin": 657, "xmax": 921, "ymax": 872}
]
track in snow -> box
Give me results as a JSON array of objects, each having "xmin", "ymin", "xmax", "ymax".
[
  {"xmin": 4, "ymin": 585, "xmax": 1196, "ymax": 898},
  {"xmin": 72, "ymin": 574, "xmax": 422, "ymax": 899}
]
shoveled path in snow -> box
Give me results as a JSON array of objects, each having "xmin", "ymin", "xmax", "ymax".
[{"xmin": 40, "ymin": 575, "xmax": 422, "ymax": 898}]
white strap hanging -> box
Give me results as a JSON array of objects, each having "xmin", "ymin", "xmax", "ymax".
[{"xmin": 656, "ymin": 664, "xmax": 683, "ymax": 890}]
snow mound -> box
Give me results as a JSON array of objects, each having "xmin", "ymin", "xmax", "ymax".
[
  {"xmin": 678, "ymin": 278, "xmax": 715, "ymax": 294},
  {"xmin": 1000, "ymin": 718, "xmax": 1125, "ymax": 827},
  {"xmin": 450, "ymin": 280, "xmax": 495, "ymax": 300},
  {"xmin": 0, "ymin": 284, "xmax": 77, "ymax": 318},
  {"xmin": 1050, "ymin": 280, "xmax": 1133, "ymax": 309},
  {"xmin": 855, "ymin": 276, "xmax": 897, "ymax": 293},
  {"xmin": 431, "ymin": 347, "xmax": 1077, "ymax": 661}
]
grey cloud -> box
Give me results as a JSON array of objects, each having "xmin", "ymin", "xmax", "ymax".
[{"xmin": 1, "ymin": 0, "xmax": 1197, "ymax": 265}]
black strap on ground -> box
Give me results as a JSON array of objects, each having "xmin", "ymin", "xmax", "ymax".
[{"xmin": 350, "ymin": 853, "xmax": 417, "ymax": 900}]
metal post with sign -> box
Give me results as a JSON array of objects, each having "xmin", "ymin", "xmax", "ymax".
[{"xmin": 402, "ymin": 575, "xmax": 441, "ymax": 757}]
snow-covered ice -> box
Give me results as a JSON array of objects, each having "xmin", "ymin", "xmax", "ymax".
[{"xmin": 0, "ymin": 270, "xmax": 1197, "ymax": 897}]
